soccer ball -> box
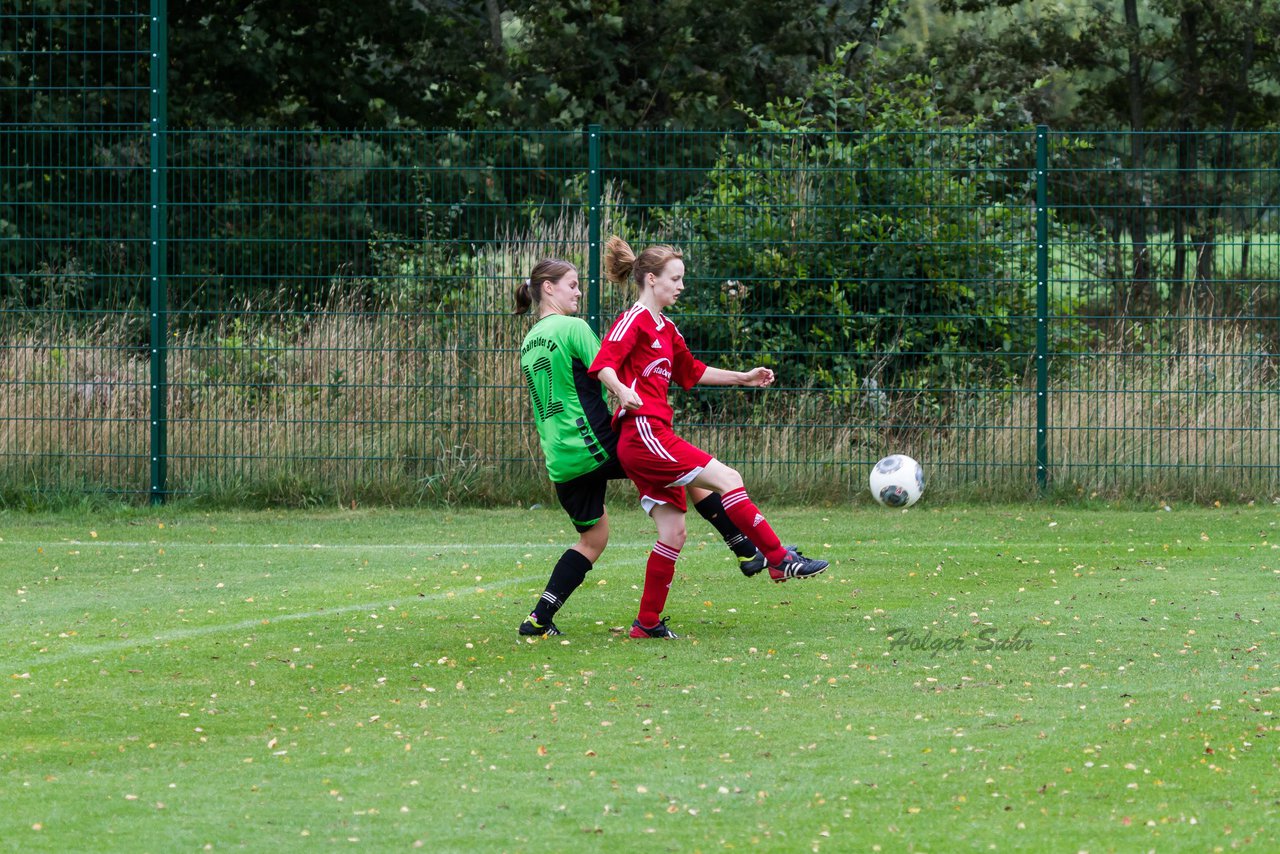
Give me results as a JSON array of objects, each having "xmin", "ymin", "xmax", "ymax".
[{"xmin": 869, "ymin": 454, "xmax": 925, "ymax": 507}]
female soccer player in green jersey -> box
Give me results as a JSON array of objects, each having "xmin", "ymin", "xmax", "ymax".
[{"xmin": 514, "ymin": 258, "xmax": 765, "ymax": 636}]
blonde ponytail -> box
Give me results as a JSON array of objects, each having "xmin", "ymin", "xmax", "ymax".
[{"xmin": 603, "ymin": 235, "xmax": 636, "ymax": 286}]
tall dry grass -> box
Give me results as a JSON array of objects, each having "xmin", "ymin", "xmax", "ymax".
[
  {"xmin": 5, "ymin": 311, "xmax": 1276, "ymax": 506},
  {"xmin": 0, "ymin": 316, "xmax": 151, "ymax": 498},
  {"xmin": 1, "ymin": 197, "xmax": 614, "ymax": 505},
  {"xmin": 1040, "ymin": 322, "xmax": 1280, "ymax": 500}
]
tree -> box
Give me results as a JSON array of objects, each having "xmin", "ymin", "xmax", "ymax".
[
  {"xmin": 656, "ymin": 44, "xmax": 1038, "ymax": 421},
  {"xmin": 905, "ymin": 0, "xmax": 1280, "ymax": 315},
  {"xmin": 905, "ymin": 0, "xmax": 1280, "ymax": 131},
  {"xmin": 164, "ymin": 0, "xmax": 899, "ymax": 131},
  {"xmin": 463, "ymin": 0, "xmax": 896, "ymax": 130},
  {"xmin": 168, "ymin": 0, "xmax": 482, "ymax": 128}
]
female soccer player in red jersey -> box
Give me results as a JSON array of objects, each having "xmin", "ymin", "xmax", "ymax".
[{"xmin": 589, "ymin": 237, "xmax": 829, "ymax": 639}]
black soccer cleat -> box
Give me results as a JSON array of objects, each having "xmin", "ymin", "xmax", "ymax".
[
  {"xmin": 629, "ymin": 616, "xmax": 680, "ymax": 639},
  {"xmin": 738, "ymin": 548, "xmax": 767, "ymax": 577},
  {"xmin": 768, "ymin": 547, "xmax": 829, "ymax": 583},
  {"xmin": 519, "ymin": 616, "xmax": 563, "ymax": 637},
  {"xmin": 740, "ymin": 545, "xmax": 798, "ymax": 577}
]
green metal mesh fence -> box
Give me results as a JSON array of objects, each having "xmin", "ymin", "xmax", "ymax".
[
  {"xmin": 595, "ymin": 129, "xmax": 1046, "ymax": 496},
  {"xmin": 1048, "ymin": 131, "xmax": 1280, "ymax": 496},
  {"xmin": 3, "ymin": 6, "xmax": 1278, "ymax": 504},
  {"xmin": 160, "ymin": 128, "xmax": 587, "ymax": 501},
  {"xmin": 1, "ymin": 2, "xmax": 154, "ymax": 498}
]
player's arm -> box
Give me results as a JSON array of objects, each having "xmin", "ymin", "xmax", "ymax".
[
  {"xmin": 669, "ymin": 324, "xmax": 773, "ymax": 388},
  {"xmin": 697, "ymin": 366, "xmax": 775, "ymax": 388},
  {"xmin": 595, "ymin": 367, "xmax": 643, "ymax": 410},
  {"xmin": 588, "ymin": 321, "xmax": 642, "ymax": 410}
]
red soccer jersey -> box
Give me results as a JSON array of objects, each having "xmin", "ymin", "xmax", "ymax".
[{"xmin": 589, "ymin": 303, "xmax": 707, "ymax": 428}]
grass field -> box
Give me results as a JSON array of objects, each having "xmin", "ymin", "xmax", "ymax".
[{"xmin": 2, "ymin": 503, "xmax": 1277, "ymax": 852}]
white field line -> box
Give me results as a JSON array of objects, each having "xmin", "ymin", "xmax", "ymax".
[
  {"xmin": 5, "ymin": 573, "xmax": 547, "ymax": 672},
  {"xmin": 0, "ymin": 538, "xmax": 1256, "ymax": 552},
  {"xmin": 0, "ymin": 540, "xmax": 664, "ymax": 551}
]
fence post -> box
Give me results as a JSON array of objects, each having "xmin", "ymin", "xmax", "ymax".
[
  {"xmin": 148, "ymin": 0, "xmax": 168, "ymax": 504},
  {"xmin": 1035, "ymin": 125, "xmax": 1049, "ymax": 493},
  {"xmin": 586, "ymin": 124, "xmax": 602, "ymax": 335}
]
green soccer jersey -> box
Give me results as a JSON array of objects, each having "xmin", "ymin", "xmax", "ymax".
[{"xmin": 519, "ymin": 314, "xmax": 618, "ymax": 483}]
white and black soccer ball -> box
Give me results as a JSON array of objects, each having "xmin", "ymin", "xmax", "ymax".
[{"xmin": 869, "ymin": 454, "xmax": 925, "ymax": 508}]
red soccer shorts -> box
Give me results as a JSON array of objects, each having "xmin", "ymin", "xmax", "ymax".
[{"xmin": 616, "ymin": 415, "xmax": 713, "ymax": 514}]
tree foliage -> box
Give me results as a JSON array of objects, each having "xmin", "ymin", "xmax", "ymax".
[
  {"xmin": 166, "ymin": 0, "xmax": 894, "ymax": 130},
  {"xmin": 893, "ymin": 0, "xmax": 1280, "ymax": 320},
  {"xmin": 465, "ymin": 0, "xmax": 893, "ymax": 129},
  {"xmin": 657, "ymin": 46, "xmax": 1038, "ymax": 411},
  {"xmin": 169, "ymin": 0, "xmax": 465, "ymax": 128},
  {"xmin": 907, "ymin": 0, "xmax": 1280, "ymax": 130},
  {"xmin": 8, "ymin": 0, "xmax": 1279, "ymax": 332}
]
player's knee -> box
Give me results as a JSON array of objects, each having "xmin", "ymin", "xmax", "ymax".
[
  {"xmin": 579, "ymin": 525, "xmax": 608, "ymax": 562},
  {"xmin": 720, "ymin": 466, "xmax": 745, "ymax": 492}
]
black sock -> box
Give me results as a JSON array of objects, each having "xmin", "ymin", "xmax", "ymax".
[
  {"xmin": 693, "ymin": 493, "xmax": 758, "ymax": 559},
  {"xmin": 531, "ymin": 548, "xmax": 593, "ymax": 624}
]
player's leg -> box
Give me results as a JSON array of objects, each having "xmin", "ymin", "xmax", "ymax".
[
  {"xmin": 630, "ymin": 502, "xmax": 686, "ymax": 639},
  {"xmin": 569, "ymin": 508, "xmax": 610, "ymax": 563},
  {"xmin": 520, "ymin": 473, "xmax": 609, "ymax": 637},
  {"xmin": 687, "ymin": 485, "xmax": 766, "ymax": 576},
  {"xmin": 689, "ymin": 459, "xmax": 784, "ymax": 563},
  {"xmin": 690, "ymin": 459, "xmax": 829, "ymax": 583}
]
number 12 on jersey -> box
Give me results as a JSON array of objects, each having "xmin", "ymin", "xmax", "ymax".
[{"xmin": 522, "ymin": 356, "xmax": 564, "ymax": 422}]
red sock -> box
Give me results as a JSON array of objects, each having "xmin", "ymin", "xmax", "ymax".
[
  {"xmin": 637, "ymin": 541, "xmax": 680, "ymax": 627},
  {"xmin": 720, "ymin": 487, "xmax": 786, "ymax": 565}
]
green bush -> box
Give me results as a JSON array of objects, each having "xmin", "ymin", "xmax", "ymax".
[{"xmin": 657, "ymin": 48, "xmax": 1039, "ymax": 420}]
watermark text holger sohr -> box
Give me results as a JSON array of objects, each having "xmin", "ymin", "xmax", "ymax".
[{"xmin": 887, "ymin": 626, "xmax": 1033, "ymax": 657}]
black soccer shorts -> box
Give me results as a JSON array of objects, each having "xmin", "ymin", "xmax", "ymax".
[{"xmin": 554, "ymin": 457, "xmax": 627, "ymax": 532}]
